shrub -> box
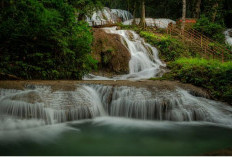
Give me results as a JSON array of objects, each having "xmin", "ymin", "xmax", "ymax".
[
  {"xmin": 139, "ymin": 31, "xmax": 193, "ymax": 62},
  {"xmin": 0, "ymin": 0, "xmax": 97, "ymax": 80},
  {"xmin": 166, "ymin": 58, "xmax": 232, "ymax": 104},
  {"xmin": 194, "ymin": 15, "xmax": 225, "ymax": 43}
]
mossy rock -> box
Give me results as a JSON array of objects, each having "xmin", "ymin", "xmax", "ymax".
[{"xmin": 92, "ymin": 28, "xmax": 131, "ymax": 74}]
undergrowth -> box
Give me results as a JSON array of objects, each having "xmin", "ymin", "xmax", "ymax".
[{"xmin": 165, "ymin": 58, "xmax": 232, "ymax": 104}]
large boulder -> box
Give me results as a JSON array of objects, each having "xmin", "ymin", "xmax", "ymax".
[{"xmin": 92, "ymin": 28, "xmax": 131, "ymax": 75}]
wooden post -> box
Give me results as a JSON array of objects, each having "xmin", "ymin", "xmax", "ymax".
[
  {"xmin": 201, "ymin": 35, "xmax": 203, "ymax": 48},
  {"xmin": 204, "ymin": 46, "xmax": 207, "ymax": 55},
  {"xmin": 170, "ymin": 27, "xmax": 172, "ymax": 37},
  {"xmin": 222, "ymin": 52, "xmax": 224, "ymax": 62},
  {"xmin": 190, "ymin": 33, "xmax": 192, "ymax": 45},
  {"xmin": 182, "ymin": 30, "xmax": 185, "ymax": 42}
]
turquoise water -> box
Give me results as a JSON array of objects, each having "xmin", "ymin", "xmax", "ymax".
[{"xmin": 0, "ymin": 117, "xmax": 232, "ymax": 156}]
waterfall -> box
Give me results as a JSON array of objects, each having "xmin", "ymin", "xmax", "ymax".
[
  {"xmin": 84, "ymin": 27, "xmax": 165, "ymax": 80},
  {"xmin": 90, "ymin": 85, "xmax": 232, "ymax": 124},
  {"xmin": 1, "ymin": 84, "xmax": 232, "ymax": 128},
  {"xmin": 86, "ymin": 7, "xmax": 133, "ymax": 26},
  {"xmin": 123, "ymin": 18, "xmax": 176, "ymax": 29},
  {"xmin": 111, "ymin": 9, "xmax": 133, "ymax": 22},
  {"xmin": 224, "ymin": 29, "xmax": 232, "ymax": 46},
  {"xmin": 0, "ymin": 85, "xmax": 106, "ymax": 127}
]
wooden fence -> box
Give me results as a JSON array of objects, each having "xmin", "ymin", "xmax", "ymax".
[{"xmin": 166, "ymin": 24, "xmax": 232, "ymax": 62}]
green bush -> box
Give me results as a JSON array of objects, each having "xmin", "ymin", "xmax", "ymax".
[
  {"xmin": 166, "ymin": 58, "xmax": 232, "ymax": 104},
  {"xmin": 0, "ymin": 0, "xmax": 97, "ymax": 80},
  {"xmin": 139, "ymin": 31, "xmax": 193, "ymax": 62},
  {"xmin": 194, "ymin": 15, "xmax": 225, "ymax": 43}
]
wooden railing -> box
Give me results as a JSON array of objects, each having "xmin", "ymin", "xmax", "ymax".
[{"xmin": 166, "ymin": 25, "xmax": 232, "ymax": 62}]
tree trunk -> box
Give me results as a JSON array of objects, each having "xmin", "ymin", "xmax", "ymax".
[
  {"xmin": 181, "ymin": 0, "xmax": 186, "ymax": 31},
  {"xmin": 194, "ymin": 0, "xmax": 201, "ymax": 18},
  {"xmin": 139, "ymin": 0, "xmax": 146, "ymax": 28},
  {"xmin": 127, "ymin": 0, "xmax": 130, "ymax": 12},
  {"xmin": 132, "ymin": 2, "xmax": 137, "ymax": 25},
  {"xmin": 211, "ymin": 2, "xmax": 219, "ymax": 22},
  {"xmin": 1, "ymin": 0, "xmax": 4, "ymax": 9}
]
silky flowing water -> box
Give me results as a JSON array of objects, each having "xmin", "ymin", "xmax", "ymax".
[
  {"xmin": 0, "ymin": 84, "xmax": 232, "ymax": 155},
  {"xmin": 84, "ymin": 27, "xmax": 165, "ymax": 80},
  {"xmin": 225, "ymin": 29, "xmax": 232, "ymax": 46},
  {"xmin": 86, "ymin": 7, "xmax": 133, "ymax": 26},
  {"xmin": 0, "ymin": 23, "xmax": 232, "ymax": 155}
]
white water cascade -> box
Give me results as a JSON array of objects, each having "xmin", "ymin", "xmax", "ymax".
[
  {"xmin": 86, "ymin": 7, "xmax": 133, "ymax": 26},
  {"xmin": 0, "ymin": 85, "xmax": 106, "ymax": 127},
  {"xmin": 85, "ymin": 27, "xmax": 166, "ymax": 80},
  {"xmin": 111, "ymin": 9, "xmax": 133, "ymax": 22},
  {"xmin": 123, "ymin": 18, "xmax": 176, "ymax": 29},
  {"xmin": 1, "ymin": 84, "xmax": 232, "ymax": 129},
  {"xmin": 225, "ymin": 29, "xmax": 232, "ymax": 46}
]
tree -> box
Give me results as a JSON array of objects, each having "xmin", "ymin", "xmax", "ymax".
[
  {"xmin": 181, "ymin": 0, "xmax": 186, "ymax": 31},
  {"xmin": 132, "ymin": 1, "xmax": 138, "ymax": 25},
  {"xmin": 0, "ymin": 0, "xmax": 96, "ymax": 79},
  {"xmin": 139, "ymin": 0, "xmax": 146, "ymax": 28},
  {"xmin": 211, "ymin": 1, "xmax": 219, "ymax": 22},
  {"xmin": 194, "ymin": 0, "xmax": 201, "ymax": 18}
]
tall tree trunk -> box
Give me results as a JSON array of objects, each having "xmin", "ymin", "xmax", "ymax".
[
  {"xmin": 127, "ymin": 0, "xmax": 130, "ymax": 12},
  {"xmin": 194, "ymin": 0, "xmax": 201, "ymax": 18},
  {"xmin": 139, "ymin": 0, "xmax": 146, "ymax": 28},
  {"xmin": 132, "ymin": 2, "xmax": 137, "ymax": 25},
  {"xmin": 211, "ymin": 2, "xmax": 219, "ymax": 22},
  {"xmin": 1, "ymin": 0, "xmax": 4, "ymax": 9},
  {"xmin": 181, "ymin": 0, "xmax": 186, "ymax": 31}
]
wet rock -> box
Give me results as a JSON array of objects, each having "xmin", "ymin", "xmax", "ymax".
[{"xmin": 92, "ymin": 28, "xmax": 131, "ymax": 74}]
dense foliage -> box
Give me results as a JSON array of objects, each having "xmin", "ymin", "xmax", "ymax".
[
  {"xmin": 166, "ymin": 58, "xmax": 232, "ymax": 104},
  {"xmin": 0, "ymin": 0, "xmax": 97, "ymax": 79},
  {"xmin": 193, "ymin": 15, "xmax": 225, "ymax": 43},
  {"xmin": 139, "ymin": 31, "xmax": 193, "ymax": 62}
]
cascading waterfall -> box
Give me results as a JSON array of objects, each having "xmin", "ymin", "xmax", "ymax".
[
  {"xmin": 123, "ymin": 18, "xmax": 176, "ymax": 29},
  {"xmin": 1, "ymin": 84, "xmax": 232, "ymax": 129},
  {"xmin": 84, "ymin": 27, "xmax": 166, "ymax": 80},
  {"xmin": 0, "ymin": 85, "xmax": 106, "ymax": 127},
  {"xmin": 86, "ymin": 7, "xmax": 133, "ymax": 26},
  {"xmin": 224, "ymin": 29, "xmax": 232, "ymax": 46},
  {"xmin": 111, "ymin": 9, "xmax": 133, "ymax": 21},
  {"xmin": 1, "ymin": 9, "xmax": 232, "ymax": 150},
  {"xmin": 90, "ymin": 85, "xmax": 232, "ymax": 124}
]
